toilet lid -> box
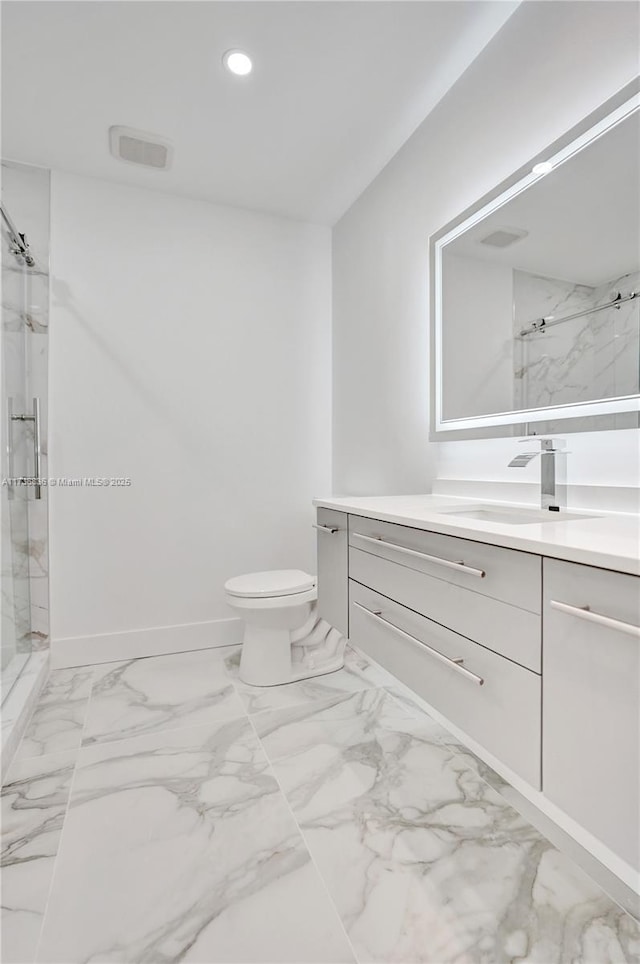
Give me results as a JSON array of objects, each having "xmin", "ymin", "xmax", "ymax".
[{"xmin": 225, "ymin": 569, "xmax": 316, "ymax": 598}]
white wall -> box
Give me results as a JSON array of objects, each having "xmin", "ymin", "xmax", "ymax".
[
  {"xmin": 432, "ymin": 428, "xmax": 640, "ymax": 515},
  {"xmin": 49, "ymin": 172, "xmax": 331, "ymax": 658},
  {"xmin": 442, "ymin": 254, "xmax": 513, "ymax": 420},
  {"xmin": 332, "ymin": 1, "xmax": 640, "ymax": 497}
]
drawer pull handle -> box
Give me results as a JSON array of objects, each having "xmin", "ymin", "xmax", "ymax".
[
  {"xmin": 550, "ymin": 600, "xmax": 640, "ymax": 639},
  {"xmin": 353, "ymin": 601, "xmax": 484, "ymax": 686},
  {"xmin": 351, "ymin": 532, "xmax": 485, "ymax": 578},
  {"xmin": 313, "ymin": 523, "xmax": 340, "ymax": 534}
]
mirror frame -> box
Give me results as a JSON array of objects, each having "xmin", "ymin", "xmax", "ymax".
[{"xmin": 429, "ymin": 78, "xmax": 640, "ymax": 440}]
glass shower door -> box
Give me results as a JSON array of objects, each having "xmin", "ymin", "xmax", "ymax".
[{"xmin": 1, "ymin": 208, "xmax": 34, "ymax": 703}]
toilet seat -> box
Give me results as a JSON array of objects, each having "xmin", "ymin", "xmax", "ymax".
[
  {"xmin": 225, "ymin": 569, "xmax": 315, "ymax": 599},
  {"xmin": 226, "ymin": 587, "xmax": 317, "ymax": 611}
]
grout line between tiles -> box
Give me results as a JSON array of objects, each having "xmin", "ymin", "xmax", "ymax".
[
  {"xmin": 31, "ymin": 664, "xmax": 96, "ymax": 964},
  {"xmin": 246, "ymin": 711, "xmax": 361, "ymax": 964},
  {"xmin": 246, "ymin": 687, "xmax": 381, "ymax": 729},
  {"xmin": 227, "ymin": 650, "xmax": 391, "ymax": 720},
  {"xmin": 24, "ymin": 651, "xmax": 367, "ymax": 963},
  {"xmin": 3, "ymin": 746, "xmax": 79, "ymax": 785},
  {"xmin": 76, "ymin": 711, "xmax": 251, "ymax": 757},
  {"xmin": 77, "ymin": 653, "xmax": 245, "ymax": 751}
]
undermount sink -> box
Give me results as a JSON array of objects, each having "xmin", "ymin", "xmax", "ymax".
[{"xmin": 437, "ymin": 504, "xmax": 600, "ymax": 526}]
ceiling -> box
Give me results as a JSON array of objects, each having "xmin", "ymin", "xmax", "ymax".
[
  {"xmin": 1, "ymin": 1, "xmax": 518, "ymax": 224},
  {"xmin": 447, "ymin": 108, "xmax": 640, "ymax": 287}
]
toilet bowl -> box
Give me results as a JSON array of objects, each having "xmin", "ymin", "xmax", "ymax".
[{"xmin": 224, "ymin": 569, "xmax": 346, "ymax": 686}]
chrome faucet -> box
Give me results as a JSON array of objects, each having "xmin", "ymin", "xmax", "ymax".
[{"xmin": 508, "ymin": 437, "xmax": 563, "ymax": 511}]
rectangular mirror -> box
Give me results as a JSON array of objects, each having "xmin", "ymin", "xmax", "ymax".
[{"xmin": 431, "ymin": 81, "xmax": 640, "ymax": 437}]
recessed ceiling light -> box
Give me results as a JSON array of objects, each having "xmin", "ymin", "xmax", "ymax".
[
  {"xmin": 532, "ymin": 161, "xmax": 554, "ymax": 175},
  {"xmin": 223, "ymin": 50, "xmax": 253, "ymax": 76}
]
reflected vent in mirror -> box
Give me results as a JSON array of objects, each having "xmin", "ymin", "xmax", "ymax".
[
  {"xmin": 109, "ymin": 126, "xmax": 173, "ymax": 170},
  {"xmin": 479, "ymin": 227, "xmax": 528, "ymax": 248}
]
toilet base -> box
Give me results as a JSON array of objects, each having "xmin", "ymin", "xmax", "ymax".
[{"xmin": 239, "ymin": 611, "xmax": 346, "ymax": 687}]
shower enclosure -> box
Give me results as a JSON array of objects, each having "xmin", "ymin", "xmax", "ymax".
[{"xmin": 1, "ymin": 161, "xmax": 50, "ymax": 774}]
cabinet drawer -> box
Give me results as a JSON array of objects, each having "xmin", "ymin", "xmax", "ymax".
[
  {"xmin": 349, "ymin": 546, "xmax": 541, "ymax": 672},
  {"xmin": 348, "ymin": 516, "xmax": 541, "ymax": 612},
  {"xmin": 543, "ymin": 558, "xmax": 640, "ymax": 869},
  {"xmin": 315, "ymin": 508, "xmax": 349, "ymax": 637},
  {"xmin": 349, "ymin": 581, "xmax": 541, "ymax": 788}
]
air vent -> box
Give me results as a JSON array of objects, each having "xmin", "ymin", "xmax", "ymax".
[
  {"xmin": 479, "ymin": 227, "xmax": 528, "ymax": 248},
  {"xmin": 109, "ymin": 126, "xmax": 173, "ymax": 170}
]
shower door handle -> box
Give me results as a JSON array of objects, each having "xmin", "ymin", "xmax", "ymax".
[
  {"xmin": 32, "ymin": 397, "xmax": 42, "ymax": 500},
  {"xmin": 10, "ymin": 397, "xmax": 42, "ymax": 500}
]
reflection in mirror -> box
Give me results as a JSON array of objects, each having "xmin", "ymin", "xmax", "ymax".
[{"xmin": 435, "ymin": 90, "xmax": 639, "ymax": 432}]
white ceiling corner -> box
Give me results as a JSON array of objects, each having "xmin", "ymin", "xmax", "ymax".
[{"xmin": 1, "ymin": 1, "xmax": 520, "ymax": 224}]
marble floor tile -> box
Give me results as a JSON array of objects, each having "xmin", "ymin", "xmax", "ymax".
[
  {"xmin": 15, "ymin": 667, "xmax": 93, "ymax": 760},
  {"xmin": 227, "ymin": 644, "xmax": 395, "ymax": 715},
  {"xmin": 1, "ymin": 750, "xmax": 77, "ymax": 964},
  {"xmin": 1, "ymin": 653, "xmax": 30, "ymax": 702},
  {"xmin": 442, "ymin": 739, "xmax": 640, "ymax": 927},
  {"xmin": 1, "ymin": 652, "xmax": 49, "ymax": 781},
  {"xmin": 378, "ymin": 677, "xmax": 640, "ymax": 925},
  {"xmin": 82, "ymin": 647, "xmax": 246, "ymax": 746},
  {"xmin": 36, "ymin": 719, "xmax": 354, "ymax": 963},
  {"xmin": 256, "ymin": 688, "xmax": 640, "ymax": 963}
]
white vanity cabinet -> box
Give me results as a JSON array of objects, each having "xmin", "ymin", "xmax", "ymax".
[
  {"xmin": 348, "ymin": 516, "xmax": 541, "ymax": 672},
  {"xmin": 344, "ymin": 515, "xmax": 542, "ymax": 786},
  {"xmin": 543, "ymin": 558, "xmax": 640, "ymax": 872},
  {"xmin": 315, "ymin": 508, "xmax": 349, "ymax": 637},
  {"xmin": 314, "ymin": 497, "xmax": 640, "ymax": 880},
  {"xmin": 350, "ymin": 581, "xmax": 542, "ymax": 786}
]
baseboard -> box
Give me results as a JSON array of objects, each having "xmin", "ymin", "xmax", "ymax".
[{"xmin": 51, "ymin": 617, "xmax": 242, "ymax": 669}]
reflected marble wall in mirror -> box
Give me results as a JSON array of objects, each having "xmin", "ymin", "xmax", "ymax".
[{"xmin": 432, "ymin": 83, "xmax": 640, "ymax": 435}]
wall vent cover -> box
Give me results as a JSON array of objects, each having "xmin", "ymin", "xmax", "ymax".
[
  {"xmin": 479, "ymin": 227, "xmax": 528, "ymax": 248},
  {"xmin": 109, "ymin": 126, "xmax": 173, "ymax": 170}
]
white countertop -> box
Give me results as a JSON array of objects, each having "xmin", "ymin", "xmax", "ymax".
[{"xmin": 313, "ymin": 494, "xmax": 640, "ymax": 576}]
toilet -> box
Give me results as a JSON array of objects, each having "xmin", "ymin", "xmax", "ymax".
[{"xmin": 224, "ymin": 569, "xmax": 346, "ymax": 686}]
